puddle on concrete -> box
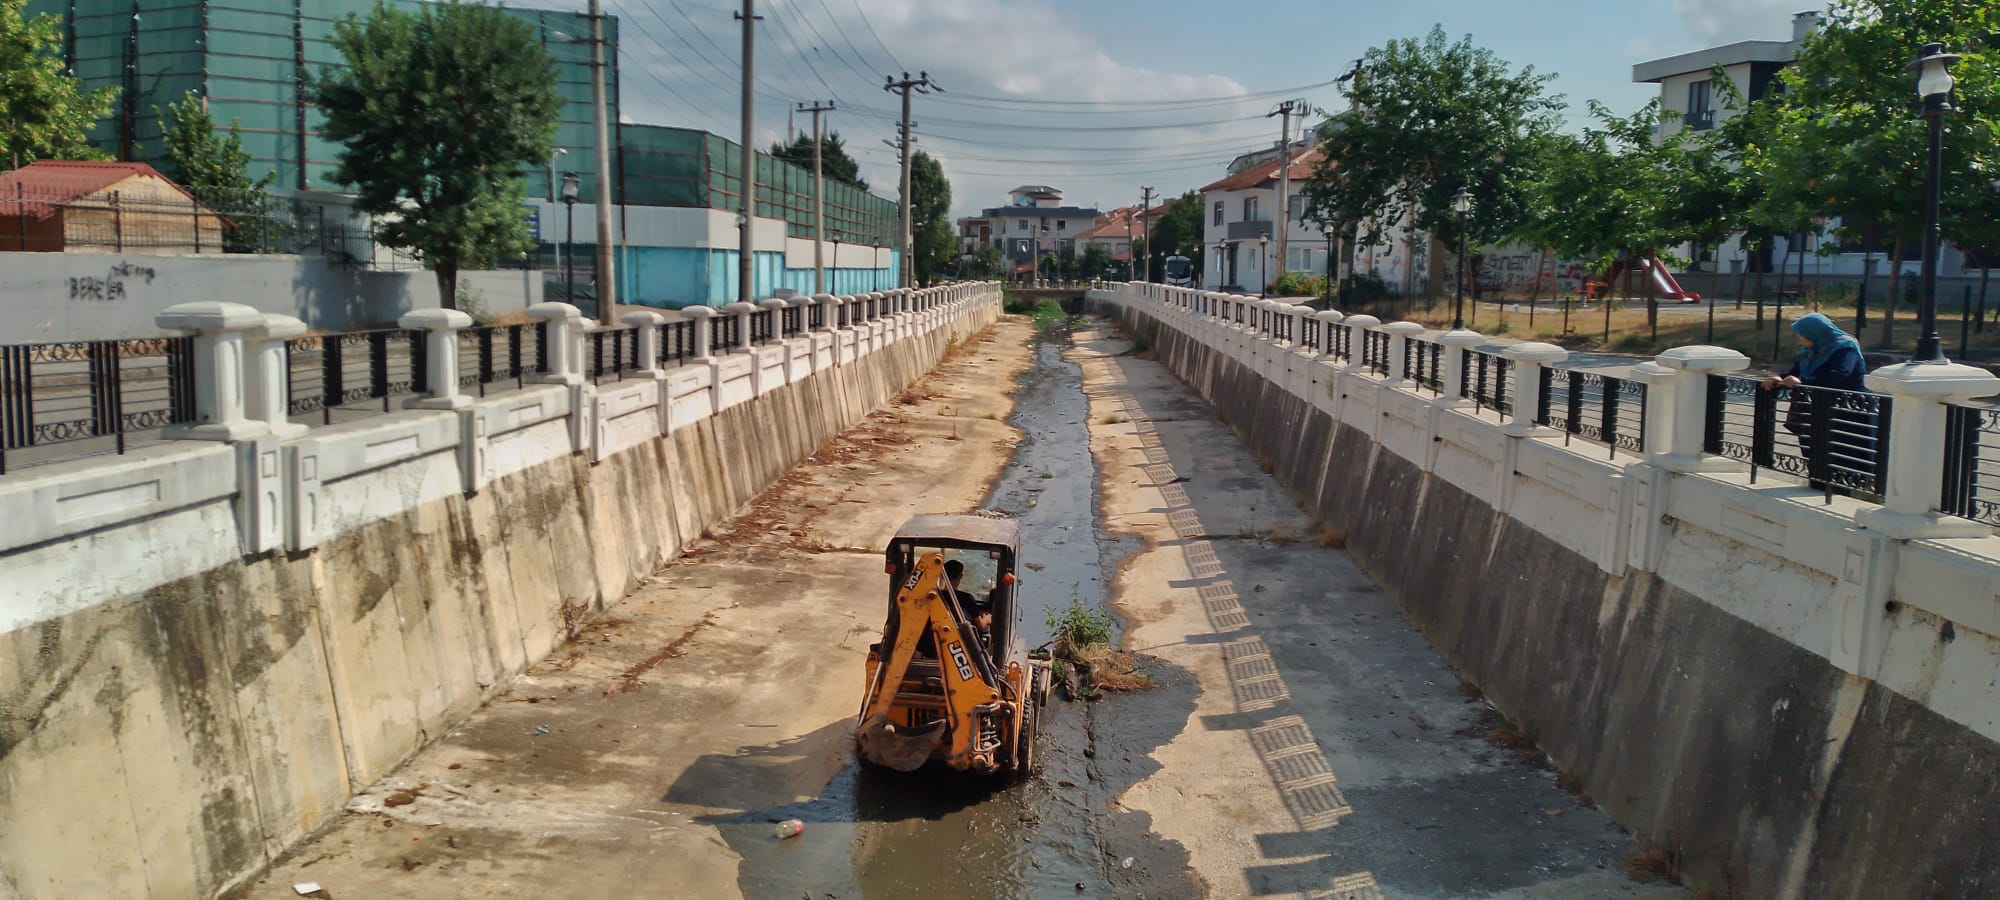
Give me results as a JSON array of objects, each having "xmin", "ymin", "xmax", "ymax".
[{"xmin": 706, "ymin": 321, "xmax": 1195, "ymax": 899}]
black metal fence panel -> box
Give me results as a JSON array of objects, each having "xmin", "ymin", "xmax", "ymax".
[
  {"xmin": 1362, "ymin": 330, "xmax": 1391, "ymax": 376},
  {"xmin": 587, "ymin": 327, "xmax": 644, "ymax": 384},
  {"xmin": 662, "ymin": 320, "xmax": 697, "ymax": 365},
  {"xmin": 285, "ymin": 329, "xmax": 426, "ymax": 426},
  {"xmin": 1943, "ymin": 403, "xmax": 2000, "ymax": 527},
  {"xmin": 1462, "ymin": 349, "xmax": 1512, "ymax": 415},
  {"xmin": 715, "ymin": 315, "xmax": 742, "ymax": 349},
  {"xmin": 0, "ymin": 337, "xmax": 196, "ymax": 473},
  {"xmin": 1703, "ymin": 375, "xmax": 1889, "ymax": 500},
  {"xmin": 457, "ymin": 323, "xmax": 545, "ymax": 397},
  {"xmin": 1542, "ymin": 368, "xmax": 1646, "ymax": 459},
  {"xmin": 1407, "ymin": 340, "xmax": 1443, "ymax": 393},
  {"xmin": 750, "ymin": 312, "xmax": 774, "ymax": 345}
]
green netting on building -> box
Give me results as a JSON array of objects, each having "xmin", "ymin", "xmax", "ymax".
[
  {"xmin": 617, "ymin": 125, "xmax": 893, "ymax": 247},
  {"xmin": 30, "ymin": 0, "xmax": 617, "ymax": 199}
]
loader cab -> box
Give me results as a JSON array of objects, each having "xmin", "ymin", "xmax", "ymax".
[{"xmin": 884, "ymin": 516, "xmax": 1023, "ymax": 658}]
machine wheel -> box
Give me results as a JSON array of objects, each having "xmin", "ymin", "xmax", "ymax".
[{"xmin": 1016, "ymin": 666, "xmax": 1044, "ymax": 775}]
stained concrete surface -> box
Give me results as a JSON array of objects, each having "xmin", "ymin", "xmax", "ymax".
[{"xmin": 1071, "ymin": 323, "xmax": 1687, "ymax": 899}]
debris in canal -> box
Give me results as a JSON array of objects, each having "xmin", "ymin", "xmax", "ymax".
[{"xmin": 1043, "ymin": 594, "xmax": 1150, "ymax": 698}]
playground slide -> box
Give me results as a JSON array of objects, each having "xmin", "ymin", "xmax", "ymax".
[{"xmin": 1599, "ymin": 255, "xmax": 1701, "ymax": 303}]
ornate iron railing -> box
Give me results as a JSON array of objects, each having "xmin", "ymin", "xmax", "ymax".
[
  {"xmin": 1406, "ymin": 340, "xmax": 1443, "ymax": 393},
  {"xmin": 1461, "ymin": 349, "xmax": 1511, "ymax": 416},
  {"xmin": 1299, "ymin": 318, "xmax": 1321, "ymax": 352},
  {"xmin": 714, "ymin": 314, "xmax": 742, "ymax": 349},
  {"xmin": 783, "ymin": 305, "xmax": 806, "ymax": 335},
  {"xmin": 456, "ymin": 323, "xmax": 547, "ymax": 396},
  {"xmin": 1702, "ymin": 375, "xmax": 1889, "ymax": 501},
  {"xmin": 0, "ymin": 337, "xmax": 197, "ymax": 472},
  {"xmin": 809, "ymin": 302, "xmax": 826, "ymax": 330},
  {"xmin": 1361, "ymin": 330, "xmax": 1391, "ymax": 376},
  {"xmin": 750, "ymin": 310, "xmax": 774, "ymax": 345},
  {"xmin": 1942, "ymin": 402, "xmax": 2000, "ymax": 527},
  {"xmin": 1541, "ymin": 368, "xmax": 1646, "ymax": 458},
  {"xmin": 587, "ymin": 326, "xmax": 643, "ymax": 384},
  {"xmin": 285, "ymin": 329, "xmax": 426, "ymax": 425},
  {"xmin": 1271, "ymin": 311, "xmax": 1293, "ymax": 343},
  {"xmin": 662, "ymin": 320, "xmax": 698, "ymax": 365},
  {"xmin": 1328, "ymin": 322, "xmax": 1352, "ymax": 362}
]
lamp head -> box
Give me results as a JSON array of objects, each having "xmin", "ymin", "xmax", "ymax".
[
  {"xmin": 560, "ymin": 171, "xmax": 580, "ymax": 203},
  {"xmin": 1452, "ymin": 187, "xmax": 1473, "ymax": 215},
  {"xmin": 1908, "ymin": 42, "xmax": 1960, "ymax": 101}
]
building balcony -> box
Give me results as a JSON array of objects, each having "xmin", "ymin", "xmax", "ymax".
[{"xmin": 1226, "ymin": 220, "xmax": 1274, "ymax": 241}]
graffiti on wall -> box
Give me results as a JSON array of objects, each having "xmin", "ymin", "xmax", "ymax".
[
  {"xmin": 66, "ymin": 261, "xmax": 158, "ymax": 302},
  {"xmin": 1438, "ymin": 247, "xmax": 1590, "ymax": 297}
]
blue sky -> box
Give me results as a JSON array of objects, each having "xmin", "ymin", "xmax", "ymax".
[{"xmin": 580, "ymin": 0, "xmax": 1812, "ymax": 218}]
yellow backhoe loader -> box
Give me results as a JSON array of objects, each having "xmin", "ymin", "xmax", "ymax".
[{"xmin": 856, "ymin": 516, "xmax": 1048, "ymax": 775}]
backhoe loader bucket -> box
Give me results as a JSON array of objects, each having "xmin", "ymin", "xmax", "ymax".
[{"xmin": 855, "ymin": 713, "xmax": 946, "ymax": 772}]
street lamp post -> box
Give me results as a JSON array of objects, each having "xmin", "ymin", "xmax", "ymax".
[
  {"xmin": 1258, "ymin": 235, "xmax": 1269, "ymax": 294},
  {"xmin": 1452, "ymin": 187, "xmax": 1473, "ymax": 330},
  {"xmin": 561, "ymin": 171, "xmax": 580, "ymax": 303},
  {"xmin": 1038, "ymin": 225, "xmax": 1050, "ymax": 285},
  {"xmin": 1909, "ymin": 42, "xmax": 1959, "ymax": 363}
]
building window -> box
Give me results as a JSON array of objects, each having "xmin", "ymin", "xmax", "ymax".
[
  {"xmin": 1289, "ymin": 194, "xmax": 1306, "ymax": 222},
  {"xmin": 1056, "ymin": 220, "xmax": 1066, "ymax": 231},
  {"xmin": 1244, "ymin": 196, "xmax": 1259, "ymax": 222},
  {"xmin": 1289, "ymin": 247, "xmax": 1316, "ymax": 272},
  {"xmin": 1213, "ymin": 201, "xmax": 1223, "ymax": 226},
  {"xmin": 1017, "ymin": 219, "xmax": 1029, "ymax": 231},
  {"xmin": 1687, "ymin": 79, "xmax": 1713, "ymax": 130}
]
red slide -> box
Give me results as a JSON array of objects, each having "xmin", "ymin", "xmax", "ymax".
[{"xmin": 1600, "ymin": 255, "xmax": 1702, "ymax": 304}]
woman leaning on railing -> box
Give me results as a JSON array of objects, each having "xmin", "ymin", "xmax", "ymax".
[{"xmin": 1759, "ymin": 313, "xmax": 1875, "ymax": 492}]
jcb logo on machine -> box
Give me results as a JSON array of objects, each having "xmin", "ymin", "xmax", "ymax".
[
  {"xmin": 904, "ymin": 568, "xmax": 925, "ymax": 591},
  {"xmin": 946, "ymin": 641, "xmax": 975, "ymax": 682}
]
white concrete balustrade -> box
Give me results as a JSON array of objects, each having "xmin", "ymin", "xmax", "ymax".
[{"xmin": 1090, "ymin": 280, "xmax": 2000, "ymax": 753}]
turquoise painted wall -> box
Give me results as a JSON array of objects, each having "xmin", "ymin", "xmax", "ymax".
[{"xmin": 617, "ymin": 248, "xmax": 898, "ymax": 309}]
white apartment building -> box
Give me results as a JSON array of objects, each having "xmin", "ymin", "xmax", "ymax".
[{"xmin": 1198, "ymin": 143, "xmax": 1333, "ymax": 292}]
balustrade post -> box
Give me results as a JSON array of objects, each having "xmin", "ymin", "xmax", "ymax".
[
  {"xmin": 679, "ymin": 305, "xmax": 718, "ymax": 361},
  {"xmin": 1498, "ymin": 342, "xmax": 1569, "ymax": 435},
  {"xmin": 526, "ymin": 302, "xmax": 586, "ymax": 384},
  {"xmin": 1435, "ymin": 328, "xmax": 1484, "ymax": 408},
  {"xmin": 399, "ymin": 308, "xmax": 474, "ymax": 410},
  {"xmin": 814, "ymin": 293, "xmax": 840, "ymax": 332},
  {"xmin": 1381, "ymin": 321, "xmax": 1426, "ymax": 383},
  {"xmin": 723, "ymin": 301, "xmax": 759, "ymax": 352},
  {"xmin": 1855, "ymin": 361, "xmax": 2000, "ymax": 538},
  {"xmin": 156, "ymin": 301, "xmax": 267, "ymax": 440},
  {"xmin": 1313, "ymin": 310, "xmax": 1345, "ymax": 361},
  {"xmin": 1339, "ymin": 315, "xmax": 1381, "ymax": 374},
  {"xmin": 622, "ymin": 310, "xmax": 667, "ymax": 375},
  {"xmin": 1628, "ymin": 345, "xmax": 1748, "ymax": 471},
  {"xmin": 759, "ymin": 297, "xmax": 789, "ymax": 341},
  {"xmin": 237, "ymin": 313, "xmax": 308, "ymax": 439}
]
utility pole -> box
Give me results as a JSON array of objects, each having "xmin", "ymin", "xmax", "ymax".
[
  {"xmin": 1335, "ymin": 60, "xmax": 1362, "ymax": 305},
  {"xmin": 885, "ymin": 72, "xmax": 940, "ymax": 288},
  {"xmin": 735, "ymin": 1, "xmax": 762, "ymax": 306},
  {"xmin": 1138, "ymin": 186, "xmax": 1154, "ymax": 283},
  {"xmin": 799, "ymin": 101, "xmax": 835, "ymax": 294},
  {"xmin": 1269, "ymin": 98, "xmax": 1305, "ymax": 293},
  {"xmin": 587, "ymin": 0, "xmax": 617, "ymax": 323}
]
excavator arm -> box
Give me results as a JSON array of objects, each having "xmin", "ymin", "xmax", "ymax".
[{"xmin": 856, "ymin": 553, "xmax": 1015, "ymax": 772}]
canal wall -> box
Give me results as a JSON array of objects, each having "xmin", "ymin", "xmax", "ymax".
[
  {"xmin": 1088, "ymin": 285, "xmax": 2000, "ymax": 898},
  {"xmin": 0, "ymin": 286, "xmax": 1001, "ymax": 899}
]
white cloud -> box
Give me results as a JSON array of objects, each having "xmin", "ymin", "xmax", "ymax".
[{"xmin": 1670, "ymin": 0, "xmax": 1816, "ymax": 44}]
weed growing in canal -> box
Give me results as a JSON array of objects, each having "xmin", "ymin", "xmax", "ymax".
[
  {"xmin": 1045, "ymin": 591, "xmax": 1151, "ymax": 696},
  {"xmin": 1047, "ymin": 592, "xmax": 1114, "ymax": 648}
]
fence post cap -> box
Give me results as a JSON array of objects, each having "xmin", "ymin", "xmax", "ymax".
[
  {"xmin": 758, "ymin": 298, "xmax": 789, "ymax": 310},
  {"xmin": 785, "ymin": 295, "xmax": 815, "ymax": 307},
  {"xmin": 1342, "ymin": 314, "xmax": 1382, "ymax": 329},
  {"xmin": 525, "ymin": 302, "xmax": 582, "ymax": 321},
  {"xmin": 399, "ymin": 308, "xmax": 472, "ymax": 331},
  {"xmin": 1500, "ymin": 341, "xmax": 1568, "ymax": 364},
  {"xmin": 1653, "ymin": 344, "xmax": 1750, "ymax": 373},
  {"xmin": 156, "ymin": 301, "xmax": 263, "ymax": 331},
  {"xmin": 248, "ymin": 313, "xmax": 307, "ymax": 340},
  {"xmin": 677, "ymin": 304, "xmax": 716, "ymax": 319},
  {"xmin": 1312, "ymin": 310, "xmax": 1345, "ymax": 323},
  {"xmin": 1438, "ymin": 328, "xmax": 1484, "ymax": 346},
  {"xmin": 1863, "ymin": 360, "xmax": 2000, "ymax": 401},
  {"xmin": 1381, "ymin": 321, "xmax": 1427, "ymax": 336},
  {"xmin": 621, "ymin": 310, "xmax": 668, "ymax": 326},
  {"xmin": 813, "ymin": 293, "xmax": 839, "ymax": 304},
  {"xmin": 722, "ymin": 301, "xmax": 762, "ymax": 315}
]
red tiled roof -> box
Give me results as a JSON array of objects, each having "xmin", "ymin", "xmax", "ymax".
[
  {"xmin": 0, "ymin": 160, "xmax": 191, "ymax": 220},
  {"xmin": 1073, "ymin": 203, "xmax": 1168, "ymax": 241},
  {"xmin": 1199, "ymin": 148, "xmax": 1325, "ymax": 194}
]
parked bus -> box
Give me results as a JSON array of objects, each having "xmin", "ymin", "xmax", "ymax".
[{"xmin": 1163, "ymin": 255, "xmax": 1194, "ymax": 286}]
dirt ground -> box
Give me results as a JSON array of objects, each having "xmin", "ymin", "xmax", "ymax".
[
  {"xmin": 242, "ymin": 322, "xmax": 1037, "ymax": 900},
  {"xmin": 1071, "ymin": 323, "xmax": 1685, "ymax": 899},
  {"xmin": 240, "ymin": 314, "xmax": 1689, "ymax": 900}
]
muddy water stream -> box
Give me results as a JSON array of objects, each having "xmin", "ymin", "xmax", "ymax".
[{"xmin": 713, "ymin": 323, "xmax": 1193, "ymax": 898}]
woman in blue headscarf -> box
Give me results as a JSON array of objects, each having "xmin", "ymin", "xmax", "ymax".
[
  {"xmin": 1761, "ymin": 312, "xmax": 1872, "ymax": 490},
  {"xmin": 1762, "ymin": 312, "xmax": 1866, "ymax": 392}
]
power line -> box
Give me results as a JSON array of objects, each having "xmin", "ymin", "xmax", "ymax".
[
  {"xmin": 847, "ymin": 0, "xmax": 903, "ymax": 73},
  {"xmin": 934, "ymin": 79, "xmax": 1342, "ymax": 112}
]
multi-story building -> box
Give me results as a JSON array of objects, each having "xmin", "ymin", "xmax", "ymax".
[
  {"xmin": 977, "ymin": 186, "xmax": 1099, "ymax": 276},
  {"xmin": 1198, "ymin": 143, "xmax": 1331, "ymax": 291},
  {"xmin": 31, "ymin": 0, "xmax": 901, "ymax": 307},
  {"xmin": 1071, "ymin": 204, "xmax": 1165, "ymax": 277},
  {"xmin": 957, "ymin": 216, "xmax": 991, "ymax": 258},
  {"xmin": 1633, "ymin": 9, "xmax": 1970, "ymax": 284}
]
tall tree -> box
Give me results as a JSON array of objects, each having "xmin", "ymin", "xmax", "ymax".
[
  {"xmin": 0, "ymin": 0, "xmax": 117, "ymax": 167},
  {"xmin": 909, "ymin": 150, "xmax": 953, "ymax": 286},
  {"xmin": 158, "ymin": 92, "xmax": 276, "ymax": 252},
  {"xmin": 1144, "ymin": 192, "xmax": 1204, "ymax": 281},
  {"xmin": 1303, "ymin": 25, "xmax": 1564, "ymax": 285},
  {"xmin": 769, "ymin": 131, "xmax": 867, "ymax": 191},
  {"xmin": 313, "ymin": 1, "xmax": 561, "ymax": 307},
  {"xmin": 1773, "ymin": 0, "xmax": 1999, "ymax": 346}
]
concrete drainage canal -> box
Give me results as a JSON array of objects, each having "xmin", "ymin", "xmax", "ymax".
[{"xmin": 706, "ymin": 316, "xmax": 1202, "ymax": 898}]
